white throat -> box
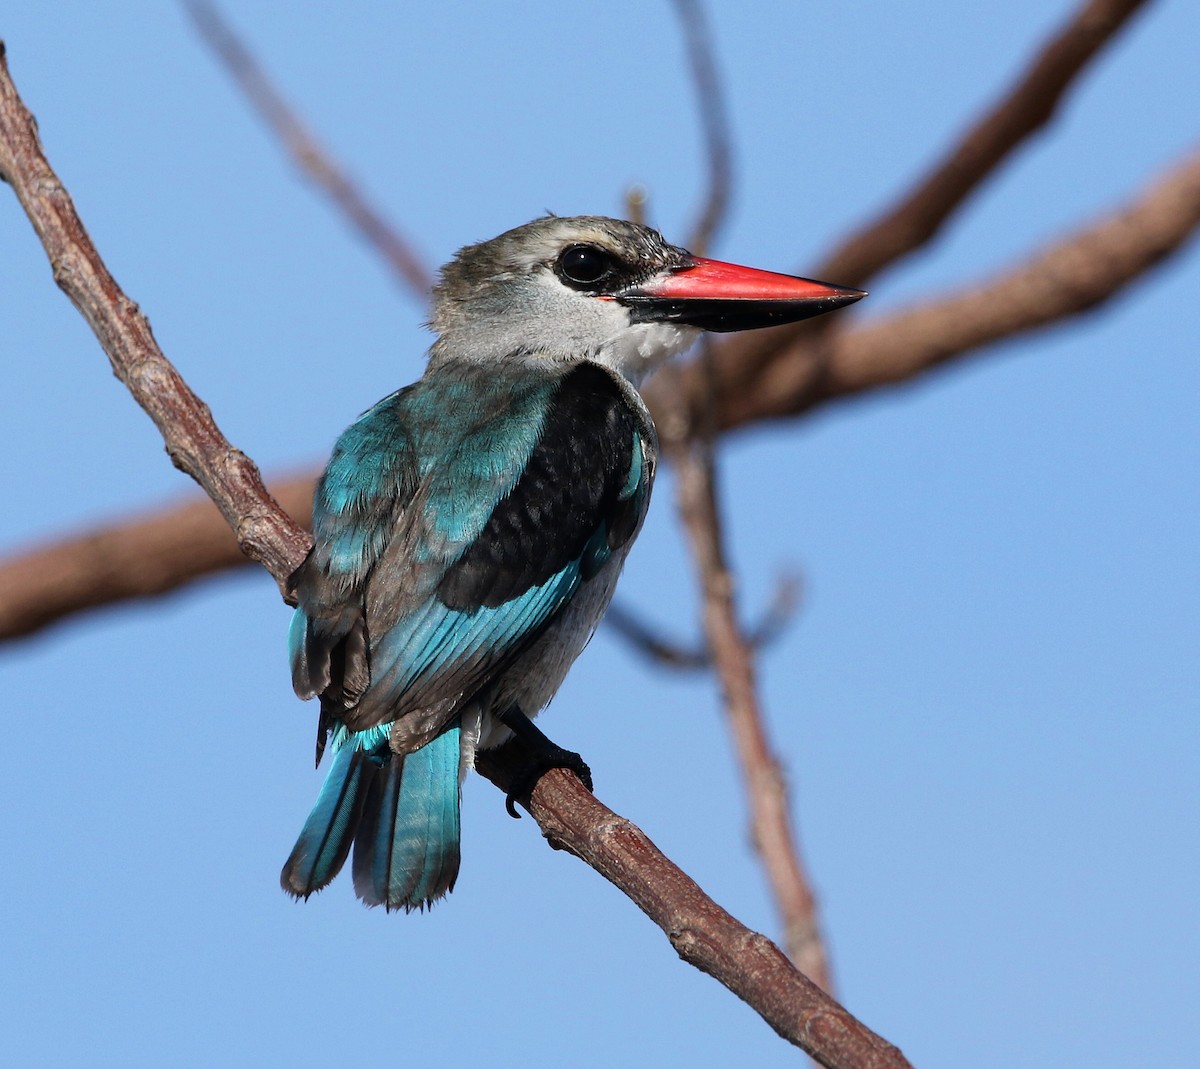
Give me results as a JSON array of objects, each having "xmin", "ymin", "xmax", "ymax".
[{"xmin": 591, "ymin": 320, "xmax": 700, "ymax": 386}]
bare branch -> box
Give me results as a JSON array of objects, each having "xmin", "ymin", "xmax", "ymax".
[
  {"xmin": 604, "ymin": 601, "xmax": 713, "ymax": 669},
  {"xmin": 691, "ymin": 0, "xmax": 1154, "ymax": 404},
  {"xmin": 671, "ymin": 145, "xmax": 1200, "ymax": 432},
  {"xmin": 664, "ymin": 424, "xmax": 833, "ymax": 989},
  {"xmin": 0, "ymin": 495, "xmax": 798, "ymax": 652},
  {"xmin": 671, "ymin": 0, "xmax": 732, "ymax": 255},
  {"xmin": 0, "ymin": 475, "xmax": 316, "ymax": 643},
  {"xmin": 0, "ymin": 41, "xmax": 309, "ymax": 595},
  {"xmin": 666, "ymin": 4, "xmax": 829, "ymax": 981},
  {"xmin": 605, "ymin": 574, "xmax": 801, "ymax": 670},
  {"xmin": 183, "ymin": 0, "xmax": 433, "ymax": 300},
  {"xmin": 624, "ymin": 184, "xmax": 648, "ymax": 227},
  {"xmin": 700, "ymin": 147, "xmax": 1200, "ymax": 434},
  {"xmin": 475, "ymin": 743, "xmax": 911, "ymax": 1068},
  {"xmin": 821, "ymin": 0, "xmax": 1152, "ymax": 288},
  {"xmin": 3, "ymin": 0, "xmax": 1178, "ymax": 646},
  {"xmin": 1, "ymin": 43, "xmax": 905, "ymax": 1065}
]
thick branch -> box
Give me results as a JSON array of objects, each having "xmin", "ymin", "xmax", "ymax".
[
  {"xmin": 0, "ymin": 41, "xmax": 906, "ymax": 1066},
  {"xmin": 0, "ymin": 475, "xmax": 315, "ymax": 642},
  {"xmin": 645, "ymin": 145, "xmax": 1200, "ymax": 433},
  {"xmin": 672, "ymin": 0, "xmax": 1153, "ymax": 416},
  {"xmin": 476, "ymin": 745, "xmax": 909, "ymax": 1068}
]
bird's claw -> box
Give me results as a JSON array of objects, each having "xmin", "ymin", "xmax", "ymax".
[{"xmin": 504, "ymin": 747, "xmax": 593, "ymax": 818}]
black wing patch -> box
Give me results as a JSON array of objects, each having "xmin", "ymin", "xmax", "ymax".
[{"xmin": 437, "ymin": 363, "xmax": 643, "ymax": 611}]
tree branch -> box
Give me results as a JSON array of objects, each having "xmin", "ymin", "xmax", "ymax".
[
  {"xmin": 0, "ymin": 475, "xmax": 315, "ymax": 642},
  {"xmin": 670, "ymin": 145, "xmax": 1200, "ymax": 432},
  {"xmin": 668, "ymin": 427, "xmax": 834, "ymax": 990},
  {"xmin": 671, "ymin": 0, "xmax": 732, "ymax": 256},
  {"xmin": 669, "ymin": 0, "xmax": 832, "ymax": 987},
  {"xmin": 652, "ymin": 142, "xmax": 1200, "ymax": 434},
  {"xmin": 604, "ymin": 575, "xmax": 801, "ymax": 671},
  {"xmin": 2, "ymin": 0, "xmax": 1185, "ymax": 638},
  {"xmin": 0, "ymin": 42, "xmax": 309, "ymax": 596},
  {"xmin": 0, "ymin": 40, "xmax": 908, "ymax": 1068},
  {"xmin": 663, "ymin": 0, "xmax": 1154, "ymax": 423},
  {"xmin": 184, "ymin": 0, "xmax": 433, "ymax": 301},
  {"xmin": 475, "ymin": 744, "xmax": 908, "ymax": 1068},
  {"xmin": 819, "ymin": 0, "xmax": 1152, "ymax": 288}
]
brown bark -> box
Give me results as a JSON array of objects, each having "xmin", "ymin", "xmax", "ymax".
[
  {"xmin": 0, "ymin": 41, "xmax": 310, "ymax": 597},
  {"xmin": 669, "ymin": 428, "xmax": 833, "ymax": 990},
  {"xmin": 660, "ymin": 148, "xmax": 1200, "ymax": 433},
  {"xmin": 666, "ymin": 0, "xmax": 1155, "ymax": 417},
  {"xmin": 0, "ymin": 476, "xmax": 315, "ymax": 642},
  {"xmin": 476, "ymin": 745, "xmax": 909, "ymax": 1068}
]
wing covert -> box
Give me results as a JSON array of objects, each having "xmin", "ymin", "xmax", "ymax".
[
  {"xmin": 437, "ymin": 362, "xmax": 648, "ymax": 609},
  {"xmin": 343, "ymin": 362, "xmax": 654, "ymax": 737}
]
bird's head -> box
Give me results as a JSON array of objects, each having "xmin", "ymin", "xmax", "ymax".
[{"xmin": 429, "ymin": 215, "xmax": 863, "ymax": 382}]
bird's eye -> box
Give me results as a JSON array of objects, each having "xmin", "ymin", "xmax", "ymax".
[{"xmin": 557, "ymin": 244, "xmax": 616, "ymax": 288}]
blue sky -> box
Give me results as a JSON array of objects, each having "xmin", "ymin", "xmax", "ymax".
[{"xmin": 2, "ymin": 3, "xmax": 1197, "ymax": 1067}]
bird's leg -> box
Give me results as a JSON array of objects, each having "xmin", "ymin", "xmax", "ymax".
[{"xmin": 494, "ymin": 705, "xmax": 594, "ymax": 818}]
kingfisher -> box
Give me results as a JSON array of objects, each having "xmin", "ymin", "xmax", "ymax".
[{"xmin": 282, "ymin": 215, "xmax": 863, "ymax": 911}]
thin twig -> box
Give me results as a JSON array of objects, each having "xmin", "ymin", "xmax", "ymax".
[
  {"xmin": 0, "ymin": 41, "xmax": 910, "ymax": 1068},
  {"xmin": 671, "ymin": 0, "xmax": 732, "ymax": 256},
  {"xmin": 605, "ymin": 574, "xmax": 801, "ymax": 670},
  {"xmin": 184, "ymin": 0, "xmax": 433, "ymax": 300},
  {"xmin": 624, "ymin": 184, "xmax": 648, "ymax": 227}
]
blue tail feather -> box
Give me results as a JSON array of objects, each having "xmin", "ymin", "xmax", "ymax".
[
  {"xmin": 350, "ymin": 753, "xmax": 399, "ymax": 904},
  {"xmin": 351, "ymin": 722, "xmax": 462, "ymax": 911},
  {"xmin": 407, "ymin": 726, "xmax": 463, "ymax": 907},
  {"xmin": 284, "ymin": 721, "xmax": 462, "ymax": 911},
  {"xmin": 280, "ymin": 737, "xmax": 373, "ymax": 898}
]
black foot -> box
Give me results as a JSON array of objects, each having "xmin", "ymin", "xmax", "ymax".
[{"xmin": 496, "ymin": 706, "xmax": 593, "ymax": 818}]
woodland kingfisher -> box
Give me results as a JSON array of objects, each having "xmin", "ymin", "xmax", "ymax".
[{"xmin": 282, "ymin": 215, "xmax": 863, "ymax": 911}]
